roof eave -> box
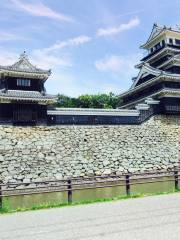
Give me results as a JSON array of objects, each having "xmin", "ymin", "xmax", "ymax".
[
  {"xmin": 140, "ymin": 30, "xmax": 165, "ymax": 49},
  {"xmin": 0, "ymin": 70, "xmax": 50, "ymax": 80},
  {"xmin": 0, "ymin": 66, "xmax": 51, "ymax": 78},
  {"xmin": 141, "ymin": 28, "xmax": 180, "ymax": 49},
  {"xmin": 119, "ymin": 74, "xmax": 180, "ymax": 98},
  {"xmin": 47, "ymin": 108, "xmax": 140, "ymax": 117},
  {"xmin": 120, "ymin": 88, "xmax": 180, "ymax": 109}
]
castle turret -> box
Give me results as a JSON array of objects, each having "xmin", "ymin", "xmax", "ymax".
[
  {"xmin": 0, "ymin": 52, "xmax": 56, "ymax": 125},
  {"xmin": 119, "ymin": 23, "xmax": 180, "ymax": 114}
]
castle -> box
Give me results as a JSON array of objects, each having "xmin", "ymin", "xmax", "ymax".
[
  {"xmin": 0, "ymin": 24, "xmax": 179, "ymax": 126},
  {"xmin": 0, "ymin": 24, "xmax": 179, "ymax": 185},
  {"xmin": 120, "ymin": 23, "xmax": 180, "ymax": 113},
  {"xmin": 0, "ymin": 52, "xmax": 55, "ymax": 125}
]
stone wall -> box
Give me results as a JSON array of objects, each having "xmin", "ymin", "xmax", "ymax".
[{"xmin": 0, "ymin": 115, "xmax": 179, "ymax": 183}]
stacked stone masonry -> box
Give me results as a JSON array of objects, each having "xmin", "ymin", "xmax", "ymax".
[{"xmin": 0, "ymin": 115, "xmax": 179, "ymax": 183}]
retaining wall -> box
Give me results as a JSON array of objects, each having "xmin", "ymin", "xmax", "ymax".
[{"xmin": 0, "ymin": 115, "xmax": 179, "ymax": 183}]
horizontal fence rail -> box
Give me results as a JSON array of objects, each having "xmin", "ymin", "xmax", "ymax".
[{"xmin": 0, "ymin": 169, "xmax": 180, "ymax": 208}]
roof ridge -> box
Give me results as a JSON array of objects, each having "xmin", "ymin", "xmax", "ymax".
[
  {"xmin": 141, "ymin": 23, "xmax": 180, "ymax": 49},
  {"xmin": 0, "ymin": 52, "xmax": 51, "ymax": 76},
  {"xmin": 8, "ymin": 89, "xmax": 41, "ymax": 92}
]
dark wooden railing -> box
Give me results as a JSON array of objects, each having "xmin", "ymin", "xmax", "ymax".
[{"xmin": 0, "ymin": 169, "xmax": 179, "ymax": 208}]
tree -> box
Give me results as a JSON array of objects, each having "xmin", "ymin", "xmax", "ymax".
[
  {"xmin": 56, "ymin": 93, "xmax": 122, "ymax": 109},
  {"xmin": 56, "ymin": 94, "xmax": 80, "ymax": 108}
]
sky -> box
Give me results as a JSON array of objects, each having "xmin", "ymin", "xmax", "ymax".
[{"xmin": 0, "ymin": 0, "xmax": 180, "ymax": 96}]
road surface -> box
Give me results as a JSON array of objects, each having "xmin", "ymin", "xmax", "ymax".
[{"xmin": 0, "ymin": 193, "xmax": 180, "ymax": 240}]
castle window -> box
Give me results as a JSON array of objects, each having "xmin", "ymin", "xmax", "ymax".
[
  {"xmin": 17, "ymin": 79, "xmax": 31, "ymax": 87},
  {"xmin": 150, "ymin": 48, "xmax": 153, "ymax": 53},
  {"xmin": 175, "ymin": 39, "xmax": 180, "ymax": 45},
  {"xmin": 162, "ymin": 39, "xmax": 165, "ymax": 46},
  {"xmin": 169, "ymin": 38, "xmax": 173, "ymax": 44},
  {"xmin": 154, "ymin": 42, "xmax": 161, "ymax": 50}
]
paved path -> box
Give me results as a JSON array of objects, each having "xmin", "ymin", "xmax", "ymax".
[{"xmin": 0, "ymin": 194, "xmax": 180, "ymax": 240}]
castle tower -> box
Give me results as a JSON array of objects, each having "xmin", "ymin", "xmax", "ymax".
[
  {"xmin": 0, "ymin": 52, "xmax": 56, "ymax": 125},
  {"xmin": 119, "ymin": 23, "xmax": 180, "ymax": 114}
]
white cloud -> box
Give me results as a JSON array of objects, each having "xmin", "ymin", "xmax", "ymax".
[
  {"xmin": 95, "ymin": 55, "xmax": 125, "ymax": 73},
  {"xmin": 42, "ymin": 35, "xmax": 92, "ymax": 54},
  {"xmin": 0, "ymin": 34, "xmax": 91, "ymax": 72},
  {"xmin": 10, "ymin": 0, "xmax": 73, "ymax": 22},
  {"xmin": 97, "ymin": 17, "xmax": 140, "ymax": 37},
  {"xmin": 0, "ymin": 49, "xmax": 18, "ymax": 65},
  {"xmin": 31, "ymin": 35, "xmax": 92, "ymax": 69},
  {"xmin": 31, "ymin": 50, "xmax": 72, "ymax": 69},
  {"xmin": 0, "ymin": 48, "xmax": 72, "ymax": 72},
  {"xmin": 68, "ymin": 36, "xmax": 92, "ymax": 46},
  {"xmin": 95, "ymin": 54, "xmax": 141, "ymax": 94},
  {"xmin": 95, "ymin": 54, "xmax": 140, "ymax": 77}
]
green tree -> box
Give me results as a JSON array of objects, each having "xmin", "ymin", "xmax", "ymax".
[{"xmin": 56, "ymin": 93, "xmax": 122, "ymax": 109}]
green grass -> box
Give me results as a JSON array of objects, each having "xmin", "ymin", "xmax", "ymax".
[
  {"xmin": 0, "ymin": 197, "xmax": 11, "ymax": 214},
  {"xmin": 0, "ymin": 189, "xmax": 180, "ymax": 215}
]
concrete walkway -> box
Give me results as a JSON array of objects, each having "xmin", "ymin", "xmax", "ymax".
[{"xmin": 0, "ymin": 193, "xmax": 180, "ymax": 240}]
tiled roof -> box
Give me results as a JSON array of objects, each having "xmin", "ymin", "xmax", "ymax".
[
  {"xmin": 0, "ymin": 52, "xmax": 51, "ymax": 76},
  {"xmin": 0, "ymin": 89, "xmax": 56, "ymax": 102},
  {"xmin": 141, "ymin": 23, "xmax": 180, "ymax": 49},
  {"xmin": 48, "ymin": 108, "xmax": 140, "ymax": 116}
]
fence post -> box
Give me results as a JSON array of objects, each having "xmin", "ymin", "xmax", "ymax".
[
  {"xmin": 174, "ymin": 170, "xmax": 179, "ymax": 190},
  {"xmin": 67, "ymin": 179, "xmax": 72, "ymax": 203},
  {"xmin": 125, "ymin": 174, "xmax": 130, "ymax": 196},
  {"xmin": 0, "ymin": 182, "xmax": 2, "ymax": 209}
]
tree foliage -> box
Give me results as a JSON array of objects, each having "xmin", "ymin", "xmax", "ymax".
[{"xmin": 56, "ymin": 93, "xmax": 122, "ymax": 109}]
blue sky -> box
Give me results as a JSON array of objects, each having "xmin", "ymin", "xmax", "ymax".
[{"xmin": 0, "ymin": 0, "xmax": 180, "ymax": 96}]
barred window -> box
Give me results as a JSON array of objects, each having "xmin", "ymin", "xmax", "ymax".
[
  {"xmin": 169, "ymin": 38, "xmax": 173, "ymax": 44},
  {"xmin": 175, "ymin": 39, "xmax": 180, "ymax": 45},
  {"xmin": 17, "ymin": 79, "xmax": 31, "ymax": 87},
  {"xmin": 154, "ymin": 42, "xmax": 161, "ymax": 50}
]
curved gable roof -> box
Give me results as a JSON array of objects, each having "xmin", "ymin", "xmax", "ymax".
[
  {"xmin": 141, "ymin": 24, "xmax": 180, "ymax": 49},
  {"xmin": 0, "ymin": 52, "xmax": 51, "ymax": 76},
  {"xmin": 131, "ymin": 63, "xmax": 162, "ymax": 89},
  {"xmin": 140, "ymin": 24, "xmax": 164, "ymax": 49}
]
